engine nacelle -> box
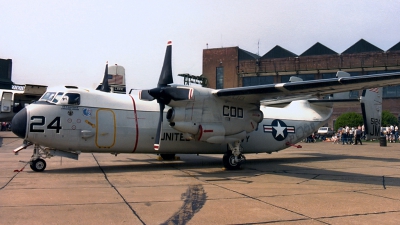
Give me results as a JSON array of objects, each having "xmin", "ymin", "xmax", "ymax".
[
  {"xmin": 249, "ymin": 109, "xmax": 263, "ymax": 124},
  {"xmin": 166, "ymin": 107, "xmax": 185, "ymax": 122},
  {"xmin": 169, "ymin": 121, "xmax": 199, "ymax": 134},
  {"xmin": 198, "ymin": 124, "xmax": 225, "ymax": 142}
]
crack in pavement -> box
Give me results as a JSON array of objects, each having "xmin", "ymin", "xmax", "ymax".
[{"xmin": 92, "ymin": 153, "xmax": 146, "ymax": 225}]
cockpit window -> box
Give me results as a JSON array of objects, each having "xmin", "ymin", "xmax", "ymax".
[
  {"xmin": 52, "ymin": 92, "xmax": 64, "ymax": 103},
  {"xmin": 40, "ymin": 92, "xmax": 56, "ymax": 101},
  {"xmin": 64, "ymin": 93, "xmax": 80, "ymax": 105}
]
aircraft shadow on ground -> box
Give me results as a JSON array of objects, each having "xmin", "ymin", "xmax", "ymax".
[{"xmin": 39, "ymin": 152, "xmax": 400, "ymax": 187}]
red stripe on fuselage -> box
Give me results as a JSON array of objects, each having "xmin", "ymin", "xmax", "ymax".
[{"xmin": 129, "ymin": 95, "xmax": 139, "ymax": 153}]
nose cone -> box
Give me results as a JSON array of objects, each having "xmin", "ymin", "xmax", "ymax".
[{"xmin": 11, "ymin": 107, "xmax": 27, "ymax": 139}]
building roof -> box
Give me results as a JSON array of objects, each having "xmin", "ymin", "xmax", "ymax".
[
  {"xmin": 387, "ymin": 41, "xmax": 400, "ymax": 52},
  {"xmin": 300, "ymin": 42, "xmax": 337, "ymax": 56},
  {"xmin": 238, "ymin": 48, "xmax": 260, "ymax": 61},
  {"xmin": 341, "ymin": 39, "xmax": 383, "ymax": 54},
  {"xmin": 261, "ymin": 45, "xmax": 298, "ymax": 59}
]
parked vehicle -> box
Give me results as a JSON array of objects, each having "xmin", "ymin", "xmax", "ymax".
[{"xmin": 317, "ymin": 127, "xmax": 334, "ymax": 137}]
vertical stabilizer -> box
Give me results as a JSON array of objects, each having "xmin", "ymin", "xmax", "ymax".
[{"xmin": 360, "ymin": 87, "xmax": 382, "ymax": 140}]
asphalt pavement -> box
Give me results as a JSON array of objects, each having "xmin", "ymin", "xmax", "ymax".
[{"xmin": 1, "ymin": 131, "xmax": 400, "ymax": 225}]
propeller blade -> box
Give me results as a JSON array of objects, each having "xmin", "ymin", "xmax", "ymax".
[
  {"xmin": 154, "ymin": 102, "xmax": 165, "ymax": 150},
  {"xmin": 98, "ymin": 62, "xmax": 111, "ymax": 92},
  {"xmin": 157, "ymin": 41, "xmax": 173, "ymax": 87}
]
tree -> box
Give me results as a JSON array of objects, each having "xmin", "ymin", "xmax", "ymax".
[
  {"xmin": 381, "ymin": 110, "xmax": 398, "ymax": 127},
  {"xmin": 334, "ymin": 112, "xmax": 363, "ymax": 131}
]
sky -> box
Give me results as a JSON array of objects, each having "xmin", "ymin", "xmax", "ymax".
[{"xmin": 1, "ymin": 0, "xmax": 400, "ymax": 90}]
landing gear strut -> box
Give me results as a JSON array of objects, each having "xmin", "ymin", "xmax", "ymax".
[{"xmin": 223, "ymin": 141, "xmax": 245, "ymax": 170}]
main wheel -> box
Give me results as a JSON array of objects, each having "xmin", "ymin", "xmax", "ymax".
[
  {"xmin": 30, "ymin": 159, "xmax": 46, "ymax": 172},
  {"xmin": 160, "ymin": 154, "xmax": 176, "ymax": 160},
  {"xmin": 223, "ymin": 152, "xmax": 242, "ymax": 170}
]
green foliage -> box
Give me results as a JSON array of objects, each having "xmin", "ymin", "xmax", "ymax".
[
  {"xmin": 334, "ymin": 112, "xmax": 363, "ymax": 131},
  {"xmin": 381, "ymin": 110, "xmax": 398, "ymax": 127}
]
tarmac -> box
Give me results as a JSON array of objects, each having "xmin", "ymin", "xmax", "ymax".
[{"xmin": 1, "ymin": 131, "xmax": 400, "ymax": 225}]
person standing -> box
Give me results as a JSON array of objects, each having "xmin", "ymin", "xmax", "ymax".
[
  {"xmin": 349, "ymin": 127, "xmax": 354, "ymax": 145},
  {"xmin": 361, "ymin": 124, "xmax": 365, "ymax": 140},
  {"xmin": 354, "ymin": 126, "xmax": 362, "ymax": 145}
]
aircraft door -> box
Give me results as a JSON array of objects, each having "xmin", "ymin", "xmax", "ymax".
[
  {"xmin": 96, "ymin": 109, "xmax": 116, "ymax": 148},
  {"xmin": 1, "ymin": 92, "xmax": 12, "ymax": 112}
]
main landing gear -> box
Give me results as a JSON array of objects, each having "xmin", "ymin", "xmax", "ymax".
[{"xmin": 223, "ymin": 141, "xmax": 245, "ymax": 170}]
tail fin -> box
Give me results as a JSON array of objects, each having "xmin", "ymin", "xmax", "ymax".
[{"xmin": 360, "ymin": 87, "xmax": 382, "ymax": 140}]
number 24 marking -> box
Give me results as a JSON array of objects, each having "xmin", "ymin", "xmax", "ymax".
[{"xmin": 30, "ymin": 116, "xmax": 62, "ymax": 133}]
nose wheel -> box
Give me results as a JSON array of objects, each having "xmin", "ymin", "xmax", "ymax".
[{"xmin": 30, "ymin": 158, "xmax": 46, "ymax": 172}]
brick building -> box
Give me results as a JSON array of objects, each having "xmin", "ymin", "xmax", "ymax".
[{"xmin": 202, "ymin": 39, "xmax": 400, "ymax": 129}]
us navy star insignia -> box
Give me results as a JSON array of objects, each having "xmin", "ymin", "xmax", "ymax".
[{"xmin": 263, "ymin": 119, "xmax": 295, "ymax": 141}]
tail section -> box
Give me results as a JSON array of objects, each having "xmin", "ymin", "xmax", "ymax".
[{"xmin": 360, "ymin": 87, "xmax": 382, "ymax": 140}]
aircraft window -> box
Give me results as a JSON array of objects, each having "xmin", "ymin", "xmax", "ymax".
[
  {"xmin": 230, "ymin": 107, "xmax": 236, "ymax": 117},
  {"xmin": 52, "ymin": 92, "xmax": 64, "ymax": 103},
  {"xmin": 65, "ymin": 93, "xmax": 80, "ymax": 105},
  {"xmin": 40, "ymin": 92, "xmax": 56, "ymax": 101},
  {"xmin": 223, "ymin": 105, "xmax": 229, "ymax": 116},
  {"xmin": 238, "ymin": 108, "xmax": 243, "ymax": 118}
]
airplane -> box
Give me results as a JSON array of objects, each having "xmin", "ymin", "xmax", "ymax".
[
  {"xmin": 10, "ymin": 41, "xmax": 400, "ymax": 172},
  {"xmin": 0, "ymin": 84, "xmax": 47, "ymax": 122}
]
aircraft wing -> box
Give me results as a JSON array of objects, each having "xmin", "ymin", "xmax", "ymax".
[{"xmin": 214, "ymin": 72, "xmax": 400, "ymax": 104}]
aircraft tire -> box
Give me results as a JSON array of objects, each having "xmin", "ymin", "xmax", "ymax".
[
  {"xmin": 223, "ymin": 152, "xmax": 241, "ymax": 170},
  {"xmin": 160, "ymin": 154, "xmax": 176, "ymax": 160},
  {"xmin": 30, "ymin": 159, "xmax": 46, "ymax": 172}
]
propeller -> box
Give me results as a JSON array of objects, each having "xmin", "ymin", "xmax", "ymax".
[
  {"xmin": 97, "ymin": 62, "xmax": 111, "ymax": 92},
  {"xmin": 143, "ymin": 41, "xmax": 194, "ymax": 150},
  {"xmin": 149, "ymin": 41, "xmax": 173, "ymax": 150}
]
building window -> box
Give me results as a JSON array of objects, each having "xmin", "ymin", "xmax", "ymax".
[
  {"xmin": 383, "ymin": 86, "xmax": 398, "ymax": 98},
  {"xmin": 242, "ymin": 76, "xmax": 273, "ymax": 87},
  {"xmin": 321, "ymin": 73, "xmax": 336, "ymax": 79},
  {"xmin": 349, "ymin": 90, "xmax": 359, "ymax": 99},
  {"xmin": 216, "ymin": 67, "xmax": 224, "ymax": 89}
]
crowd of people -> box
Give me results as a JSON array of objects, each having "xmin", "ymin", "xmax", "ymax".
[
  {"xmin": 1, "ymin": 122, "xmax": 11, "ymax": 131},
  {"xmin": 382, "ymin": 125, "xmax": 399, "ymax": 143},
  {"xmin": 330, "ymin": 125, "xmax": 399, "ymax": 144},
  {"xmin": 330, "ymin": 125, "xmax": 364, "ymax": 145}
]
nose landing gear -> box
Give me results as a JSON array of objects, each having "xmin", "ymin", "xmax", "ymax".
[{"xmin": 29, "ymin": 144, "xmax": 48, "ymax": 172}]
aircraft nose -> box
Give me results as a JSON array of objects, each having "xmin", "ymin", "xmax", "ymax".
[{"xmin": 11, "ymin": 107, "xmax": 27, "ymax": 139}]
